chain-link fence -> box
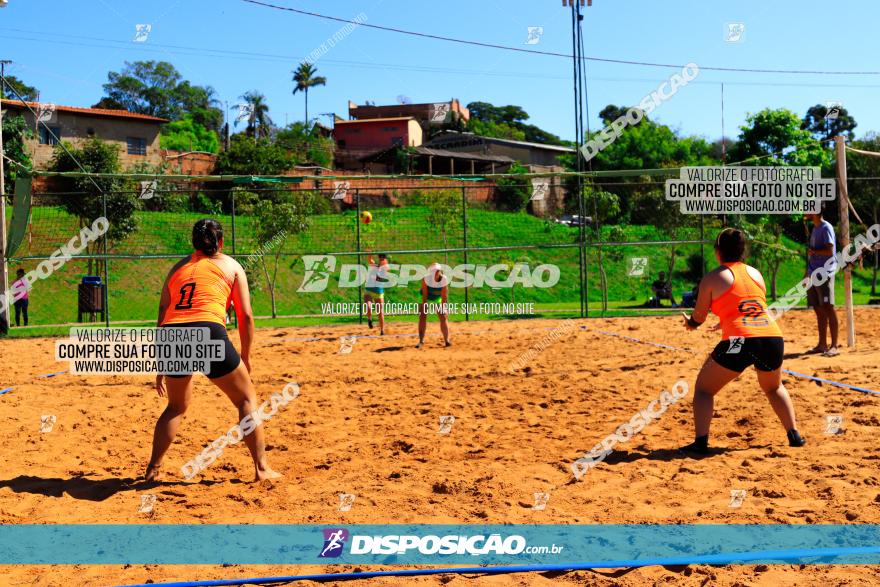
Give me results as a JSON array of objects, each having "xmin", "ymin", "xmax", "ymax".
[{"xmin": 12, "ymin": 172, "xmax": 815, "ymax": 327}]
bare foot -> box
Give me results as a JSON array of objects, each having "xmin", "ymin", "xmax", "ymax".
[
  {"xmin": 254, "ymin": 468, "xmax": 283, "ymax": 482},
  {"xmin": 144, "ymin": 463, "xmax": 161, "ymax": 483}
]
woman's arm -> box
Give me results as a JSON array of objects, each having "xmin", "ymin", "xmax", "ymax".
[
  {"xmin": 683, "ymin": 273, "xmax": 714, "ymax": 330},
  {"xmin": 230, "ymin": 261, "xmax": 255, "ymax": 371},
  {"xmin": 155, "ymin": 256, "xmax": 190, "ymax": 396}
]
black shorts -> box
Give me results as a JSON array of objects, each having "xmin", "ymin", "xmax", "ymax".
[
  {"xmin": 807, "ymin": 276, "xmax": 835, "ymax": 307},
  {"xmin": 161, "ymin": 321, "xmax": 241, "ymax": 380},
  {"xmin": 711, "ymin": 336, "xmax": 784, "ymax": 373}
]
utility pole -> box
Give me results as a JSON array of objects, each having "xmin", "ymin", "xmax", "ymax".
[{"xmin": 0, "ymin": 59, "xmax": 12, "ymax": 331}]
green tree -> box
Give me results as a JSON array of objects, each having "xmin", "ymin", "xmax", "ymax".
[
  {"xmin": 100, "ymin": 61, "xmax": 223, "ymax": 131},
  {"xmin": 495, "ymin": 162, "xmax": 530, "ymax": 212},
  {"xmin": 292, "ymin": 62, "xmax": 327, "ymax": 125},
  {"xmin": 467, "ymin": 119, "xmax": 525, "ymax": 141},
  {"xmin": 49, "ymin": 138, "xmax": 137, "ymax": 274},
  {"xmin": 1, "ymin": 75, "xmax": 38, "ymax": 101},
  {"xmin": 254, "ymin": 195, "xmax": 313, "ymax": 317},
  {"xmin": 847, "ymin": 133, "xmax": 880, "ymax": 295},
  {"xmin": 738, "ymin": 217, "xmax": 799, "ymax": 299},
  {"xmin": 239, "ymin": 91, "xmax": 273, "ymax": 140},
  {"xmin": 275, "ymin": 122, "xmax": 335, "ymax": 168},
  {"xmin": 802, "ymin": 103, "xmax": 857, "ymax": 145},
  {"xmin": 1, "ymin": 114, "xmax": 33, "ymax": 189},
  {"xmin": 160, "ymin": 114, "xmax": 220, "ymax": 153},
  {"xmin": 466, "ymin": 101, "xmax": 565, "ymax": 145},
  {"xmin": 215, "ymin": 134, "xmax": 296, "ymax": 176},
  {"xmin": 562, "ymin": 109, "xmax": 718, "ymax": 224},
  {"xmin": 423, "ymin": 189, "xmax": 462, "ymax": 265},
  {"xmin": 730, "ymin": 108, "xmax": 830, "ymax": 168}
]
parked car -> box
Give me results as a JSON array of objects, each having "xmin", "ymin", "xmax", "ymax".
[{"xmin": 554, "ymin": 214, "xmax": 592, "ymax": 227}]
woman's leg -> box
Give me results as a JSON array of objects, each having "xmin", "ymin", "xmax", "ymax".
[
  {"xmin": 756, "ymin": 368, "xmax": 798, "ymax": 432},
  {"xmin": 417, "ymin": 304, "xmax": 427, "ymax": 347},
  {"xmin": 146, "ymin": 375, "xmax": 194, "ymax": 481},
  {"xmin": 211, "ymin": 364, "xmax": 281, "ymax": 482},
  {"xmin": 438, "ymin": 311, "xmax": 450, "ymax": 345},
  {"xmin": 14, "ymin": 302, "xmax": 21, "ymax": 327},
  {"xmin": 22, "ymin": 300, "xmax": 28, "ymax": 326},
  {"xmin": 685, "ymin": 356, "xmax": 741, "ymax": 449},
  {"xmin": 365, "ymin": 294, "xmax": 374, "ymax": 327},
  {"xmin": 377, "ymin": 297, "xmax": 385, "ymax": 334}
]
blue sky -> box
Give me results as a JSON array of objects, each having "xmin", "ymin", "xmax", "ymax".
[{"xmin": 2, "ymin": 0, "xmax": 879, "ymax": 143}]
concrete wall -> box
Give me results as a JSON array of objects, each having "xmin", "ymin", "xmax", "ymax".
[{"xmin": 333, "ymin": 118, "xmax": 423, "ymax": 151}]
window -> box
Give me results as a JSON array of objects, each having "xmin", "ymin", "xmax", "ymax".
[
  {"xmin": 39, "ymin": 126, "xmax": 61, "ymax": 145},
  {"xmin": 337, "ymin": 140, "xmax": 347, "ymax": 148},
  {"xmin": 127, "ymin": 137, "xmax": 147, "ymax": 156},
  {"xmin": 86, "ymin": 127, "xmax": 95, "ymax": 137},
  {"xmin": 391, "ymin": 137, "xmax": 404, "ymax": 147}
]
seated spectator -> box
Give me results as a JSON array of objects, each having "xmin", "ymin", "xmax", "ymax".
[{"xmin": 651, "ymin": 271, "xmax": 677, "ymax": 307}]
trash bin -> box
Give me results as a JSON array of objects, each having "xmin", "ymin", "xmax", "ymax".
[{"xmin": 78, "ymin": 276, "xmax": 105, "ymax": 322}]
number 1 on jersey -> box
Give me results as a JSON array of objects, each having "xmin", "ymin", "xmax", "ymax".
[{"xmin": 175, "ymin": 283, "xmax": 196, "ymax": 310}]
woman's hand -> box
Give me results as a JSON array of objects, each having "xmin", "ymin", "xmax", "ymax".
[
  {"xmin": 682, "ymin": 312, "xmax": 698, "ymax": 331},
  {"xmin": 155, "ymin": 374, "xmax": 167, "ymax": 398}
]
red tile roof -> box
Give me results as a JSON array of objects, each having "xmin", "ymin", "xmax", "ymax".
[{"xmin": 3, "ymin": 100, "xmax": 169, "ymax": 123}]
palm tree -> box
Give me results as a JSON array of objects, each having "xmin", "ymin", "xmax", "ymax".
[
  {"xmin": 239, "ymin": 91, "xmax": 273, "ymax": 140},
  {"xmin": 292, "ymin": 62, "xmax": 327, "ymax": 125}
]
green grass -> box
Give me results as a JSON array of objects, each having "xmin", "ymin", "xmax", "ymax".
[{"xmin": 4, "ymin": 205, "xmax": 878, "ymax": 339}]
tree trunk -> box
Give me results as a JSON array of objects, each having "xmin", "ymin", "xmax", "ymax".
[
  {"xmin": 598, "ymin": 248, "xmax": 608, "ymax": 312},
  {"xmin": 305, "ymin": 88, "xmax": 309, "ymax": 125},
  {"xmin": 260, "ymin": 258, "xmax": 276, "ymax": 318}
]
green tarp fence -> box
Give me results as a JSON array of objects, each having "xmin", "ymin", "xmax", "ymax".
[{"xmin": 5, "ymin": 175, "xmax": 32, "ymax": 259}]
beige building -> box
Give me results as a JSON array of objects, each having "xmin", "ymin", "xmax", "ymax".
[{"xmin": 2, "ymin": 100, "xmax": 167, "ymax": 168}]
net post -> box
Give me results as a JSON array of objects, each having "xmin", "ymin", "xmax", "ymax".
[
  {"xmin": 101, "ymin": 177, "xmax": 109, "ymax": 327},
  {"xmin": 356, "ymin": 188, "xmax": 363, "ymax": 325},
  {"xmin": 231, "ymin": 188, "xmax": 238, "ymax": 328},
  {"xmin": 835, "ymin": 136, "xmax": 855, "ymax": 348},
  {"xmin": 0, "ymin": 105, "xmax": 9, "ymax": 332},
  {"xmin": 462, "ymin": 185, "xmax": 469, "ymax": 322}
]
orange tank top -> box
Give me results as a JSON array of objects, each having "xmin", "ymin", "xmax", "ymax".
[
  {"xmin": 161, "ymin": 252, "xmax": 233, "ymax": 326},
  {"xmin": 710, "ymin": 262, "xmax": 782, "ymax": 339}
]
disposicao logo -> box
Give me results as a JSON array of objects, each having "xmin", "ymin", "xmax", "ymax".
[{"xmin": 319, "ymin": 528, "xmax": 349, "ymax": 558}]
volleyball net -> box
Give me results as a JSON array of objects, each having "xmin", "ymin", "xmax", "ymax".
[{"xmin": 3, "ymin": 167, "xmax": 877, "ymax": 329}]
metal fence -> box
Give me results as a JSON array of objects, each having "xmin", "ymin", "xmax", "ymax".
[{"xmin": 7, "ymin": 173, "xmax": 717, "ymax": 327}]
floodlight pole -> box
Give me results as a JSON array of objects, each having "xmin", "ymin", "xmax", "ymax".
[{"xmin": 565, "ymin": 0, "xmax": 591, "ymax": 317}]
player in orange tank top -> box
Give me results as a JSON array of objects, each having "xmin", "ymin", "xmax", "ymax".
[
  {"xmin": 145, "ymin": 219, "xmax": 281, "ymax": 483},
  {"xmin": 680, "ymin": 228, "xmax": 805, "ymax": 454},
  {"xmin": 161, "ymin": 251, "xmax": 233, "ymax": 326}
]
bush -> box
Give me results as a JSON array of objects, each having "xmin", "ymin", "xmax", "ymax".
[{"xmin": 495, "ymin": 162, "xmax": 530, "ymax": 212}]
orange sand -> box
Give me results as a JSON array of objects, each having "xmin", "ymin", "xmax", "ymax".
[{"xmin": 1, "ymin": 309, "xmax": 880, "ymax": 586}]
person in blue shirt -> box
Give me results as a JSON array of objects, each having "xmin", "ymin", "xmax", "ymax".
[{"xmin": 806, "ymin": 208, "xmax": 839, "ymax": 357}]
